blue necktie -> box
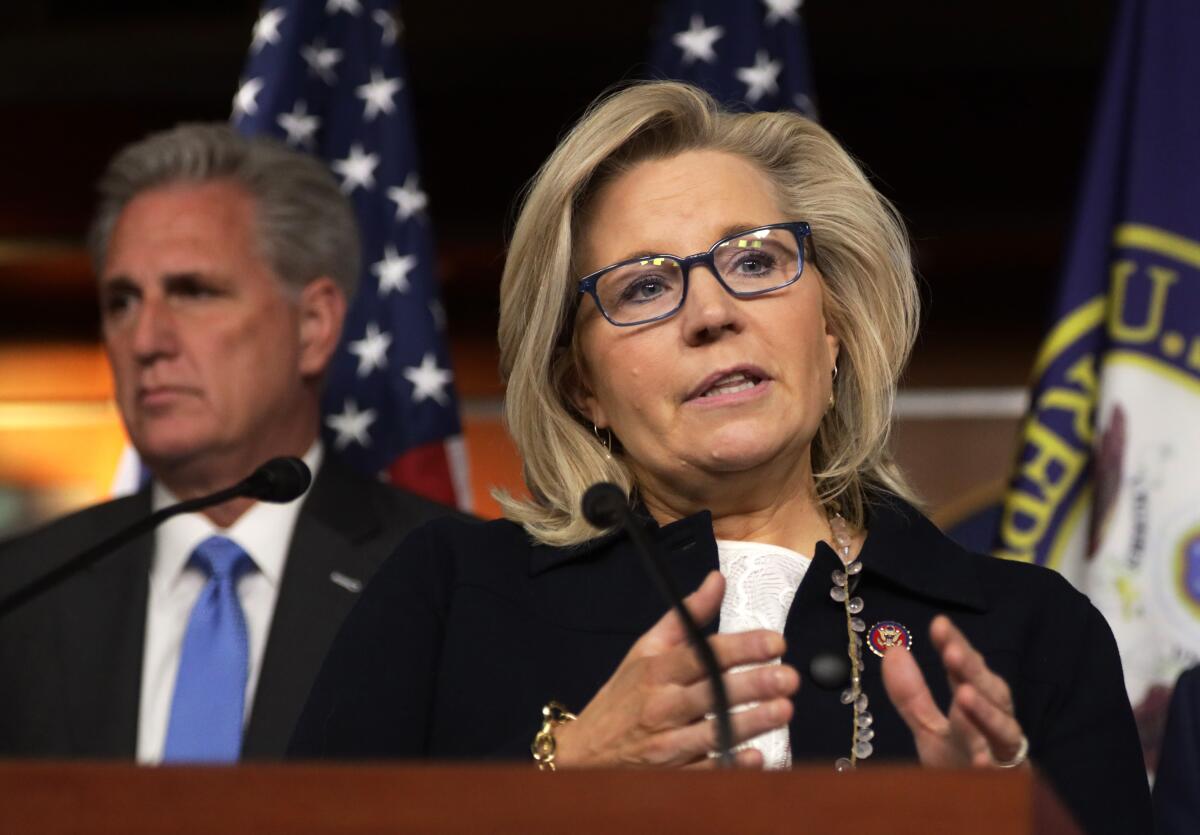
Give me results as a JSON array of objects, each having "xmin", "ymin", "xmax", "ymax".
[{"xmin": 162, "ymin": 535, "xmax": 255, "ymax": 763}]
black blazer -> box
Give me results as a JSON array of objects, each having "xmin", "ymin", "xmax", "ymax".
[
  {"xmin": 1153, "ymin": 665, "xmax": 1200, "ymax": 835},
  {"xmin": 0, "ymin": 454, "xmax": 456, "ymax": 759},
  {"xmin": 291, "ymin": 494, "xmax": 1151, "ymax": 835}
]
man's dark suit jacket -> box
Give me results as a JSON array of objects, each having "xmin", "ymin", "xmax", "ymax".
[
  {"xmin": 291, "ymin": 494, "xmax": 1151, "ymax": 835},
  {"xmin": 0, "ymin": 454, "xmax": 456, "ymax": 759},
  {"xmin": 1153, "ymin": 665, "xmax": 1200, "ymax": 835}
]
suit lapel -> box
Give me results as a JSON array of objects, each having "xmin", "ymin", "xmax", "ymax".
[
  {"xmin": 241, "ymin": 458, "xmax": 382, "ymax": 758},
  {"xmin": 56, "ymin": 493, "xmax": 153, "ymax": 757}
]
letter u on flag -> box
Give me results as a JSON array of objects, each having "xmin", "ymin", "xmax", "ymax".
[{"xmin": 994, "ymin": 0, "xmax": 1200, "ymax": 769}]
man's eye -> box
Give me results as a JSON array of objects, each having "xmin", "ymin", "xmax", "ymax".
[
  {"xmin": 102, "ymin": 293, "xmax": 136, "ymax": 316},
  {"xmin": 171, "ymin": 280, "xmax": 219, "ymax": 299}
]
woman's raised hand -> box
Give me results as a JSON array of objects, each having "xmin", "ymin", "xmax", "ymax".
[
  {"xmin": 882, "ymin": 615, "xmax": 1029, "ymax": 769},
  {"xmin": 553, "ymin": 570, "xmax": 800, "ymax": 769}
]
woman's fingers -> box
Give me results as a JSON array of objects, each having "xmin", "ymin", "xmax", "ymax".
[
  {"xmin": 880, "ymin": 643, "xmax": 949, "ymax": 739},
  {"xmin": 955, "ymin": 683, "xmax": 1029, "ymax": 767},
  {"xmin": 645, "ymin": 663, "xmax": 800, "ymax": 728},
  {"xmin": 649, "ymin": 697, "xmax": 793, "ymax": 767},
  {"xmin": 682, "ymin": 748, "xmax": 764, "ymax": 770},
  {"xmin": 634, "ymin": 571, "xmax": 726, "ymax": 656},
  {"xmin": 653, "ymin": 629, "xmax": 787, "ymax": 687},
  {"xmin": 930, "ymin": 615, "xmax": 1014, "ymax": 713},
  {"xmin": 946, "ymin": 697, "xmax": 993, "ymax": 767},
  {"xmin": 931, "ymin": 615, "xmax": 1025, "ymax": 764}
]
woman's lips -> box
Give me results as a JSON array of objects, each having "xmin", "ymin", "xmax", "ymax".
[
  {"xmin": 685, "ymin": 378, "xmax": 772, "ymax": 408},
  {"xmin": 684, "ymin": 365, "xmax": 772, "ymax": 406}
]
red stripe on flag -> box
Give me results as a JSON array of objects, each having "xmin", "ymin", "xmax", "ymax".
[{"xmin": 388, "ymin": 440, "xmax": 457, "ymax": 507}]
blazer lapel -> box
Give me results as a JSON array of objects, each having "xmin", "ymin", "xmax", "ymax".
[
  {"xmin": 56, "ymin": 493, "xmax": 153, "ymax": 758},
  {"xmin": 241, "ymin": 458, "xmax": 383, "ymax": 758},
  {"xmin": 526, "ymin": 510, "xmax": 722, "ymax": 636}
]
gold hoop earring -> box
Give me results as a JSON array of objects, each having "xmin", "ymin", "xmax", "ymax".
[
  {"xmin": 593, "ymin": 423, "xmax": 613, "ymax": 460},
  {"xmin": 829, "ymin": 365, "xmax": 838, "ymax": 411}
]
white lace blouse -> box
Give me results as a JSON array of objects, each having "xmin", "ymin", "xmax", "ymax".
[{"xmin": 715, "ymin": 539, "xmax": 812, "ymax": 770}]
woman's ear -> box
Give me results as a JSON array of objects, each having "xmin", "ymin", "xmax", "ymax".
[
  {"xmin": 296, "ymin": 276, "xmax": 347, "ymax": 379},
  {"xmin": 565, "ymin": 352, "xmax": 609, "ymax": 428},
  {"xmin": 825, "ymin": 325, "xmax": 841, "ymax": 375}
]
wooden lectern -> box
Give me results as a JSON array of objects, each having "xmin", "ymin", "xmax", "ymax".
[{"xmin": 0, "ymin": 763, "xmax": 1080, "ymax": 834}]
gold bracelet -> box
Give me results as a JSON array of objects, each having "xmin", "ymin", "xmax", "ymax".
[{"xmin": 531, "ymin": 700, "xmax": 577, "ymax": 771}]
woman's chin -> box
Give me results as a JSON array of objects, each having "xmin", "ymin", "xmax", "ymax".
[{"xmin": 690, "ymin": 442, "xmax": 788, "ymax": 474}]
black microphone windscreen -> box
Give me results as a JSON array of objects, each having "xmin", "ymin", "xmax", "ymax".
[
  {"xmin": 808, "ymin": 652, "xmax": 852, "ymax": 690},
  {"xmin": 244, "ymin": 457, "xmax": 312, "ymax": 503},
  {"xmin": 581, "ymin": 482, "xmax": 627, "ymax": 528}
]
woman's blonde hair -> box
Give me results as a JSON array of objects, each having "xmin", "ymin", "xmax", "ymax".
[{"xmin": 497, "ymin": 81, "xmax": 919, "ymax": 546}]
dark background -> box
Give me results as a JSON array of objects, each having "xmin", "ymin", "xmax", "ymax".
[{"xmin": 0, "ymin": 0, "xmax": 1116, "ymax": 386}]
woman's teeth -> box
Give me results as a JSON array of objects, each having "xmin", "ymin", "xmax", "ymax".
[{"xmin": 702, "ymin": 374, "xmax": 758, "ymax": 397}]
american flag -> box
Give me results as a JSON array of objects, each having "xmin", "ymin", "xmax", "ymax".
[
  {"xmin": 648, "ymin": 0, "xmax": 817, "ymax": 116},
  {"xmin": 232, "ymin": 0, "xmax": 468, "ymax": 509}
]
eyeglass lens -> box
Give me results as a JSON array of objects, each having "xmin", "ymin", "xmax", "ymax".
[{"xmin": 594, "ymin": 227, "xmax": 801, "ymax": 325}]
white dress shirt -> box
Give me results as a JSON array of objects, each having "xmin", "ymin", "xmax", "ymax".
[
  {"xmin": 136, "ymin": 443, "xmax": 323, "ymax": 764},
  {"xmin": 715, "ymin": 539, "xmax": 812, "ymax": 770}
]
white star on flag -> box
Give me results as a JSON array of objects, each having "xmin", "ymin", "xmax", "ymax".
[
  {"xmin": 736, "ymin": 51, "xmax": 782, "ymax": 103},
  {"xmin": 301, "ymin": 38, "xmax": 342, "ymax": 85},
  {"xmin": 325, "ymin": 0, "xmax": 362, "ymax": 16},
  {"xmin": 403, "ymin": 353, "xmax": 453, "ymax": 406},
  {"xmin": 672, "ymin": 14, "xmax": 724, "ymax": 65},
  {"xmin": 371, "ymin": 245, "xmax": 417, "ymax": 295},
  {"xmin": 325, "ymin": 398, "xmax": 377, "ymax": 450},
  {"xmin": 356, "ymin": 68, "xmax": 403, "ymax": 122},
  {"xmin": 331, "ymin": 143, "xmax": 379, "ymax": 193},
  {"xmin": 232, "ymin": 77, "xmax": 264, "ymax": 121},
  {"xmin": 373, "ymin": 8, "xmax": 402, "ymax": 46},
  {"xmin": 348, "ymin": 322, "xmax": 392, "ymax": 378},
  {"xmin": 251, "ymin": 7, "xmax": 287, "ymax": 52},
  {"xmin": 762, "ymin": 0, "xmax": 803, "ymax": 25},
  {"xmin": 277, "ymin": 99, "xmax": 320, "ymax": 148},
  {"xmin": 387, "ymin": 173, "xmax": 428, "ymax": 221}
]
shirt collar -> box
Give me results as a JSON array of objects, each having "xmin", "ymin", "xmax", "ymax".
[
  {"xmin": 150, "ymin": 441, "xmax": 324, "ymax": 592},
  {"xmin": 528, "ymin": 492, "xmax": 987, "ymax": 612}
]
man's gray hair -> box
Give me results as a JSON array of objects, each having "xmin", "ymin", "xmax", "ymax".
[{"xmin": 87, "ymin": 123, "xmax": 360, "ymax": 299}]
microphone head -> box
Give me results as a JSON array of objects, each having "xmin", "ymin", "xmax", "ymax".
[
  {"xmin": 808, "ymin": 652, "xmax": 852, "ymax": 690},
  {"xmin": 243, "ymin": 457, "xmax": 312, "ymax": 503},
  {"xmin": 581, "ymin": 482, "xmax": 628, "ymax": 529}
]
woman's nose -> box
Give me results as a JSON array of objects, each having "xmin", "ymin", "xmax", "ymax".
[{"xmin": 678, "ymin": 265, "xmax": 742, "ymax": 344}]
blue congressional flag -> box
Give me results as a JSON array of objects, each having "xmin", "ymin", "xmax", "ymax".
[
  {"xmin": 995, "ymin": 0, "xmax": 1200, "ymax": 766},
  {"xmin": 232, "ymin": 0, "xmax": 468, "ymax": 508},
  {"xmin": 648, "ymin": 0, "xmax": 816, "ymax": 115}
]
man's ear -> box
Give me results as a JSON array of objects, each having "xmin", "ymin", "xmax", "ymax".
[{"xmin": 297, "ymin": 277, "xmax": 346, "ymax": 379}]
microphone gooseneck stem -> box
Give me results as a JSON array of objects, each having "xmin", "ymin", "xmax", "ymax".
[
  {"xmin": 612, "ymin": 504, "xmax": 736, "ymax": 769},
  {"xmin": 0, "ymin": 482, "xmax": 247, "ymax": 621}
]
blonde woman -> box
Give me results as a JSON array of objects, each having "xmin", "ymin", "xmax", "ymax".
[{"xmin": 292, "ymin": 82, "xmax": 1148, "ymax": 834}]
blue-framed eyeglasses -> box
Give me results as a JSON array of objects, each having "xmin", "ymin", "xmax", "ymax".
[{"xmin": 576, "ymin": 221, "xmax": 812, "ymax": 327}]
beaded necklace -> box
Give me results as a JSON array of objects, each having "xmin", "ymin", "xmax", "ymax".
[{"xmin": 827, "ymin": 513, "xmax": 873, "ymax": 771}]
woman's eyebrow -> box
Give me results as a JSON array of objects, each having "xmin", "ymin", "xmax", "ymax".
[{"xmin": 606, "ymin": 223, "xmax": 771, "ymax": 264}]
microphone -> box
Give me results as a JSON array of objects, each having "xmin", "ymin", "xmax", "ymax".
[
  {"xmin": 0, "ymin": 457, "xmax": 312, "ymax": 621},
  {"xmin": 581, "ymin": 482, "xmax": 736, "ymax": 769},
  {"xmin": 236, "ymin": 456, "xmax": 312, "ymax": 503}
]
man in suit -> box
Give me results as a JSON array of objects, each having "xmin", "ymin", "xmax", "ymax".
[
  {"xmin": 0, "ymin": 123, "xmax": 457, "ymax": 761},
  {"xmin": 1154, "ymin": 665, "xmax": 1200, "ymax": 834}
]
